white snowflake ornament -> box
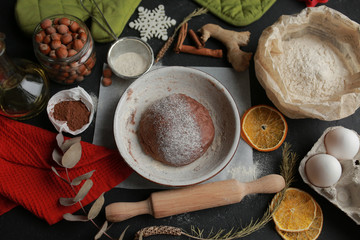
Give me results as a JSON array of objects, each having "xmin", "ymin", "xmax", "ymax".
[{"xmin": 129, "ymin": 5, "xmax": 176, "ymax": 42}]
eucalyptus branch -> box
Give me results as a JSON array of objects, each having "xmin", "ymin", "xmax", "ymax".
[
  {"xmin": 51, "ymin": 132, "xmax": 128, "ymax": 240},
  {"xmin": 63, "ymin": 167, "xmax": 114, "ymax": 240}
]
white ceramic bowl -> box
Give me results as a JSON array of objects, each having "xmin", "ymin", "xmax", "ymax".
[{"xmin": 113, "ymin": 66, "xmax": 240, "ymax": 186}]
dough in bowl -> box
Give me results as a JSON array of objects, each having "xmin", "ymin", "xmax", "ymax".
[{"xmin": 138, "ymin": 93, "xmax": 215, "ymax": 166}]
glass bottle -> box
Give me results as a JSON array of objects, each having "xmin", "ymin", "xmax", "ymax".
[{"xmin": 0, "ymin": 33, "xmax": 49, "ymax": 120}]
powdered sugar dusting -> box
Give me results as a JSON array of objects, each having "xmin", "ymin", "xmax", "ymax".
[{"xmin": 150, "ymin": 94, "xmax": 202, "ymax": 165}]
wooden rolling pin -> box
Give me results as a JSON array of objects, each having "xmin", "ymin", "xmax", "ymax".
[{"xmin": 105, "ymin": 174, "xmax": 285, "ymax": 222}]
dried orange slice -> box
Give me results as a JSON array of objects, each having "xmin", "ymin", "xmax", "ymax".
[
  {"xmin": 241, "ymin": 105, "xmax": 287, "ymax": 152},
  {"xmin": 275, "ymin": 201, "xmax": 323, "ymax": 240},
  {"xmin": 271, "ymin": 188, "xmax": 316, "ymax": 232}
]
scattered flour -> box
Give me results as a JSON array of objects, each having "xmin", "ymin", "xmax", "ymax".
[
  {"xmin": 228, "ymin": 161, "xmax": 263, "ymax": 183},
  {"xmin": 274, "ymin": 34, "xmax": 351, "ymax": 102}
]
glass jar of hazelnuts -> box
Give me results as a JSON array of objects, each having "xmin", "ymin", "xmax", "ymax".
[{"xmin": 32, "ymin": 14, "xmax": 96, "ymax": 84}]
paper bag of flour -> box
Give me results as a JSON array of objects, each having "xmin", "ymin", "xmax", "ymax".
[{"xmin": 254, "ymin": 6, "xmax": 360, "ymax": 121}]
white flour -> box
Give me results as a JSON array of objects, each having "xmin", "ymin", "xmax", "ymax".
[
  {"xmin": 275, "ymin": 34, "xmax": 350, "ymax": 102},
  {"xmin": 113, "ymin": 52, "xmax": 148, "ymax": 76}
]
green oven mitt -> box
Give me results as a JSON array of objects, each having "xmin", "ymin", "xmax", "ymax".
[
  {"xmin": 15, "ymin": 0, "xmax": 141, "ymax": 43},
  {"xmin": 193, "ymin": 0, "xmax": 276, "ymax": 26}
]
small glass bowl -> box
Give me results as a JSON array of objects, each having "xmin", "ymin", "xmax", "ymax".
[
  {"xmin": 33, "ymin": 14, "xmax": 96, "ymax": 84},
  {"xmin": 107, "ymin": 37, "xmax": 153, "ymax": 80}
]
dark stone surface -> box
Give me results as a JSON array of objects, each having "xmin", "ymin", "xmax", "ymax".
[{"xmin": 1, "ymin": 0, "xmax": 360, "ymax": 239}]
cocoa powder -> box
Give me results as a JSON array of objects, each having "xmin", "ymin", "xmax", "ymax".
[{"xmin": 53, "ymin": 100, "xmax": 90, "ymax": 131}]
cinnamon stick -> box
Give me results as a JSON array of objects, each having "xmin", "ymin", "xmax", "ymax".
[
  {"xmin": 155, "ymin": 7, "xmax": 208, "ymax": 63},
  {"xmin": 188, "ymin": 29, "xmax": 204, "ymax": 48},
  {"xmin": 174, "ymin": 22, "xmax": 188, "ymax": 53},
  {"xmin": 178, "ymin": 45, "xmax": 223, "ymax": 58}
]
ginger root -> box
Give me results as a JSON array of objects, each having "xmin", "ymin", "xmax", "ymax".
[{"xmin": 198, "ymin": 24, "xmax": 252, "ymax": 72}]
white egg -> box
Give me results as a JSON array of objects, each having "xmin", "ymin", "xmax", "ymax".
[
  {"xmin": 305, "ymin": 153, "xmax": 342, "ymax": 187},
  {"xmin": 324, "ymin": 127, "xmax": 360, "ymax": 161}
]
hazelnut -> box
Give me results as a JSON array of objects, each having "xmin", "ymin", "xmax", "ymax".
[
  {"xmin": 103, "ymin": 68, "xmax": 112, "ymax": 78},
  {"xmin": 71, "ymin": 32, "xmax": 79, "ymax": 39},
  {"xmin": 66, "ymin": 42, "xmax": 73, "ymax": 50},
  {"xmin": 35, "ymin": 32, "xmax": 44, "ymax": 43},
  {"xmin": 50, "ymin": 40, "xmax": 62, "ymax": 49},
  {"xmin": 102, "ymin": 77, "xmax": 112, "ymax": 86},
  {"xmin": 59, "ymin": 17, "xmax": 71, "ymax": 26},
  {"xmin": 61, "ymin": 33, "xmax": 72, "ymax": 45},
  {"xmin": 57, "ymin": 24, "xmax": 69, "ymax": 34},
  {"xmin": 69, "ymin": 70, "xmax": 77, "ymax": 76},
  {"xmin": 60, "ymin": 71, "xmax": 69, "ymax": 77},
  {"xmin": 72, "ymin": 39, "xmax": 84, "ymax": 51},
  {"xmin": 52, "ymin": 64, "xmax": 61, "ymax": 70},
  {"xmin": 76, "ymin": 64, "xmax": 86, "ymax": 74},
  {"xmin": 50, "ymin": 33, "xmax": 61, "ymax": 41},
  {"xmin": 65, "ymin": 79, "xmax": 76, "ymax": 84},
  {"xmin": 43, "ymin": 35, "xmax": 51, "ymax": 44},
  {"xmin": 69, "ymin": 74, "xmax": 78, "ymax": 81},
  {"xmin": 79, "ymin": 32, "xmax": 87, "ymax": 43},
  {"xmin": 39, "ymin": 30, "xmax": 46, "ymax": 37},
  {"xmin": 56, "ymin": 76, "xmax": 67, "ymax": 82},
  {"xmin": 69, "ymin": 61, "xmax": 79, "ymax": 68},
  {"xmin": 60, "ymin": 65, "xmax": 70, "ymax": 72},
  {"xmin": 55, "ymin": 46, "xmax": 68, "ymax": 58},
  {"xmin": 40, "ymin": 19, "xmax": 52, "ymax": 29},
  {"xmin": 78, "ymin": 28, "xmax": 85, "ymax": 34},
  {"xmin": 53, "ymin": 18, "xmax": 60, "ymax": 25},
  {"xmin": 85, "ymin": 57, "xmax": 95, "ymax": 68},
  {"xmin": 76, "ymin": 76, "xmax": 84, "ymax": 82},
  {"xmin": 67, "ymin": 49, "xmax": 78, "ymax": 57},
  {"xmin": 45, "ymin": 26, "xmax": 56, "ymax": 35},
  {"xmin": 39, "ymin": 43, "xmax": 51, "ymax": 55},
  {"xmin": 49, "ymin": 50, "xmax": 57, "ymax": 59},
  {"xmin": 84, "ymin": 69, "xmax": 91, "ymax": 76},
  {"xmin": 69, "ymin": 21, "xmax": 80, "ymax": 32}
]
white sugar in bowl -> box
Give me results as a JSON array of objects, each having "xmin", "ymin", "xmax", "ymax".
[{"xmin": 305, "ymin": 153, "xmax": 342, "ymax": 188}]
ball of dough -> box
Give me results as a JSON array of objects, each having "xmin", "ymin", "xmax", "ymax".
[{"xmin": 138, "ymin": 93, "xmax": 215, "ymax": 166}]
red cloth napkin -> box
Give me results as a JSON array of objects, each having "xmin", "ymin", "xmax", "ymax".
[{"xmin": 0, "ymin": 116, "xmax": 133, "ymax": 225}]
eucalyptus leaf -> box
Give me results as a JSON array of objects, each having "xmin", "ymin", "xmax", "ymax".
[
  {"xmin": 94, "ymin": 221, "xmax": 108, "ymax": 240},
  {"xmin": 88, "ymin": 192, "xmax": 105, "ymax": 220},
  {"xmin": 118, "ymin": 226, "xmax": 130, "ymax": 240},
  {"xmin": 63, "ymin": 213, "xmax": 89, "ymax": 222},
  {"xmin": 52, "ymin": 148, "xmax": 63, "ymax": 166},
  {"xmin": 61, "ymin": 142, "xmax": 82, "ymax": 168},
  {"xmin": 74, "ymin": 179, "xmax": 93, "ymax": 202},
  {"xmin": 71, "ymin": 170, "xmax": 95, "ymax": 186},
  {"xmin": 61, "ymin": 137, "xmax": 81, "ymax": 153},
  {"xmin": 51, "ymin": 166, "xmax": 69, "ymax": 184},
  {"xmin": 56, "ymin": 132, "xmax": 64, "ymax": 148},
  {"xmin": 51, "ymin": 166, "xmax": 62, "ymax": 178},
  {"xmin": 59, "ymin": 197, "xmax": 77, "ymax": 206}
]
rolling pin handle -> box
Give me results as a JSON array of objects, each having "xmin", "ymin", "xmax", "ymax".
[{"xmin": 105, "ymin": 199, "xmax": 153, "ymax": 222}]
